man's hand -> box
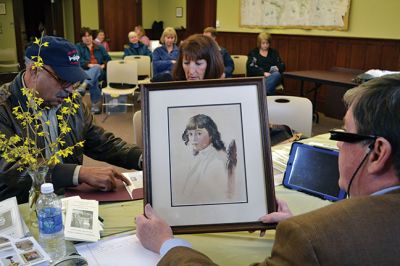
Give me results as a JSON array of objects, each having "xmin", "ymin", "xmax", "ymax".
[
  {"xmin": 253, "ymin": 199, "xmax": 292, "ymax": 237},
  {"xmin": 78, "ymin": 166, "xmax": 131, "ymax": 191},
  {"xmin": 259, "ymin": 198, "xmax": 293, "ymax": 224},
  {"xmin": 136, "ymin": 204, "xmax": 173, "ymax": 254}
]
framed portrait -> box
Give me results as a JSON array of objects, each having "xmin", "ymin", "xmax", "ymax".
[
  {"xmin": 175, "ymin": 7, "xmax": 183, "ymax": 18},
  {"xmin": 0, "ymin": 3, "xmax": 5, "ymax": 15},
  {"xmin": 141, "ymin": 78, "xmax": 276, "ymax": 234}
]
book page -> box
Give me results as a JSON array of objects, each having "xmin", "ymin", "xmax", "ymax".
[{"xmin": 123, "ymin": 171, "xmax": 143, "ymax": 199}]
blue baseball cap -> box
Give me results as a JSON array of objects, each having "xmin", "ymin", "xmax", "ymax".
[{"xmin": 25, "ymin": 36, "xmax": 89, "ymax": 83}]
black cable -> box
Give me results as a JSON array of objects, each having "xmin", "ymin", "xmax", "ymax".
[{"xmin": 346, "ymin": 145, "xmax": 373, "ymax": 198}]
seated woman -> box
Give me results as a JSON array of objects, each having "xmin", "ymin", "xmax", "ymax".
[
  {"xmin": 246, "ymin": 32, "xmax": 285, "ymax": 95},
  {"xmin": 152, "ymin": 27, "xmax": 179, "ymax": 77},
  {"xmin": 93, "ymin": 29, "xmax": 110, "ymax": 52},
  {"xmin": 134, "ymin": 25, "xmax": 150, "ymax": 48},
  {"xmin": 123, "ymin": 31, "xmax": 152, "ymax": 59},
  {"xmin": 173, "ymin": 34, "xmax": 224, "ymax": 81},
  {"xmin": 151, "ymin": 34, "xmax": 224, "ymax": 82},
  {"xmin": 76, "ymin": 27, "xmax": 111, "ymax": 114}
]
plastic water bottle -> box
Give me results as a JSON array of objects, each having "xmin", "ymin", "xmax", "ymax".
[{"xmin": 36, "ymin": 183, "xmax": 66, "ymax": 261}]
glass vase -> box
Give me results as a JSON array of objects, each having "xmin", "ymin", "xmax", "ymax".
[{"xmin": 28, "ymin": 166, "xmax": 49, "ymax": 227}]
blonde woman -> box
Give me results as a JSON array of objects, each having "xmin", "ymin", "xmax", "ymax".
[
  {"xmin": 246, "ymin": 32, "xmax": 285, "ymax": 95},
  {"xmin": 123, "ymin": 31, "xmax": 152, "ymax": 59},
  {"xmin": 152, "ymin": 27, "xmax": 179, "ymax": 76}
]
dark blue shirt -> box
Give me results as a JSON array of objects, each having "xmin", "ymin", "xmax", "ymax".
[
  {"xmin": 123, "ymin": 42, "xmax": 152, "ymax": 59},
  {"xmin": 152, "ymin": 44, "xmax": 179, "ymax": 76}
]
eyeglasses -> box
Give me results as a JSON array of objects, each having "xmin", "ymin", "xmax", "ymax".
[
  {"xmin": 329, "ymin": 130, "xmax": 377, "ymax": 143},
  {"xmin": 42, "ymin": 67, "xmax": 80, "ymax": 90}
]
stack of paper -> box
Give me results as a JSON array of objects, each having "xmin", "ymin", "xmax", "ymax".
[
  {"xmin": 75, "ymin": 233, "xmax": 160, "ymax": 265},
  {"xmin": 63, "ymin": 198, "xmax": 102, "ymax": 242}
]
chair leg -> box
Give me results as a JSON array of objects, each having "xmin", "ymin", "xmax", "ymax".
[
  {"xmin": 101, "ymin": 95, "xmax": 109, "ymax": 122},
  {"xmin": 101, "ymin": 113, "xmax": 109, "ymax": 123}
]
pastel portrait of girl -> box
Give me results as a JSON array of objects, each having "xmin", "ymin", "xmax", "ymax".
[{"xmin": 169, "ymin": 104, "xmax": 248, "ymax": 206}]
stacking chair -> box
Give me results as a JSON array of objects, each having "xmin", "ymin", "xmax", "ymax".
[
  {"xmin": 231, "ymin": 55, "xmax": 247, "ymax": 77},
  {"xmin": 102, "ymin": 60, "xmax": 138, "ymax": 122},
  {"xmin": 267, "ymin": 96, "xmax": 313, "ymax": 138},
  {"xmin": 132, "ymin": 110, "xmax": 143, "ymax": 148},
  {"xmin": 108, "ymin": 51, "xmax": 124, "ymax": 61},
  {"xmin": 124, "ymin": 55, "xmax": 152, "ymax": 80}
]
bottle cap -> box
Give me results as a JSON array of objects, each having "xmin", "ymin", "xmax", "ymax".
[{"xmin": 40, "ymin": 183, "xmax": 54, "ymax": 194}]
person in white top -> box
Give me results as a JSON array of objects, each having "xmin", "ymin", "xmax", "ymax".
[{"xmin": 173, "ymin": 114, "xmax": 234, "ymax": 205}]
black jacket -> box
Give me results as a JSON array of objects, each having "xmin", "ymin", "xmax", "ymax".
[
  {"xmin": 0, "ymin": 72, "xmax": 142, "ymax": 203},
  {"xmin": 246, "ymin": 48, "xmax": 285, "ymax": 77}
]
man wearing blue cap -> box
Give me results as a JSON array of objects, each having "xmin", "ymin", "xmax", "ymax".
[{"xmin": 0, "ymin": 36, "xmax": 142, "ymax": 203}]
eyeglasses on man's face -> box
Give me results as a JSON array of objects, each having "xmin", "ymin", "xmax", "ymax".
[
  {"xmin": 42, "ymin": 66, "xmax": 80, "ymax": 90},
  {"xmin": 329, "ymin": 129, "xmax": 377, "ymax": 143}
]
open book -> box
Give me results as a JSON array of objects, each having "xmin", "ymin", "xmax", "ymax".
[{"xmin": 64, "ymin": 171, "xmax": 143, "ymax": 202}]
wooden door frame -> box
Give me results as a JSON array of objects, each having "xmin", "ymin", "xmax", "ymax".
[
  {"xmin": 12, "ymin": 0, "xmax": 23, "ymax": 68},
  {"xmin": 73, "ymin": 0, "xmax": 82, "ymax": 43},
  {"xmin": 186, "ymin": 0, "xmax": 216, "ymax": 37},
  {"xmin": 12, "ymin": 0, "xmax": 65, "ymax": 68},
  {"xmin": 98, "ymin": 0, "xmax": 142, "ymax": 30}
]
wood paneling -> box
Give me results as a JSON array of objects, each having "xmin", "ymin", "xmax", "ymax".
[
  {"xmin": 217, "ymin": 32, "xmax": 400, "ymax": 71},
  {"xmin": 72, "ymin": 0, "xmax": 82, "ymax": 43},
  {"xmin": 98, "ymin": 0, "xmax": 141, "ymax": 51},
  {"xmin": 186, "ymin": 0, "xmax": 216, "ymax": 37},
  {"xmin": 216, "ymin": 32, "xmax": 400, "ymax": 117}
]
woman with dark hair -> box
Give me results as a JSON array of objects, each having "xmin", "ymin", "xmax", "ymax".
[
  {"xmin": 182, "ymin": 114, "xmax": 226, "ymax": 155},
  {"xmin": 94, "ymin": 29, "xmax": 110, "ymax": 52},
  {"xmin": 173, "ymin": 34, "xmax": 224, "ymax": 81},
  {"xmin": 177, "ymin": 114, "xmax": 236, "ymax": 205},
  {"xmin": 151, "ymin": 34, "xmax": 224, "ymax": 82},
  {"xmin": 75, "ymin": 27, "xmax": 111, "ymax": 114}
]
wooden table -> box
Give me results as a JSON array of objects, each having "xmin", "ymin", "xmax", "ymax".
[{"xmin": 284, "ymin": 69, "xmax": 362, "ymax": 122}]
